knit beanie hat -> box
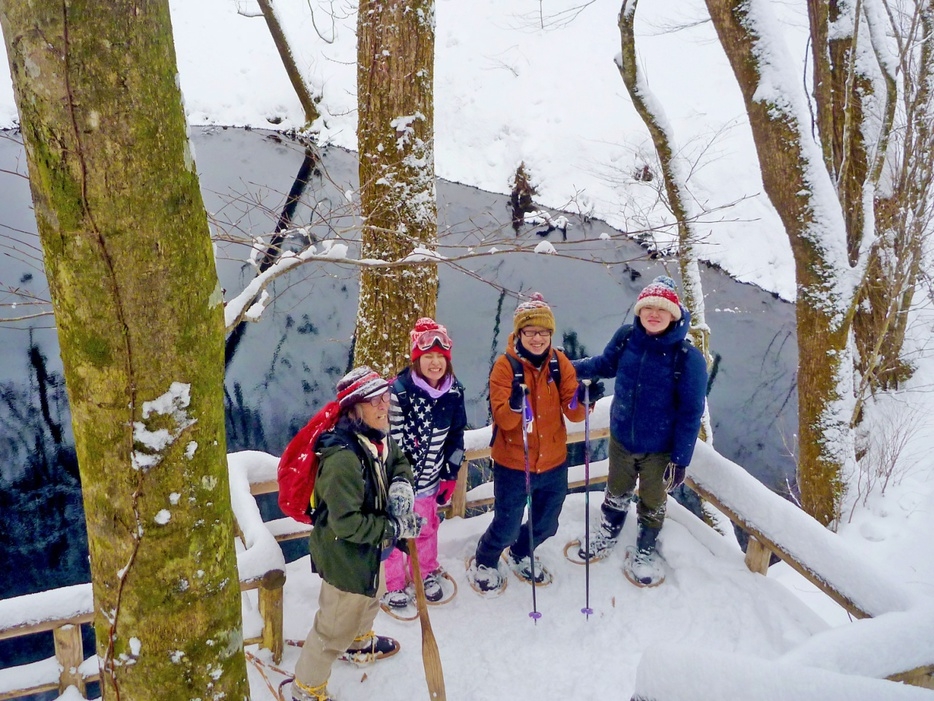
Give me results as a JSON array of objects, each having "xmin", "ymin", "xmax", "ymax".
[
  {"xmin": 410, "ymin": 317, "xmax": 453, "ymax": 362},
  {"xmin": 633, "ymin": 275, "xmax": 683, "ymax": 321},
  {"xmin": 336, "ymin": 366, "xmax": 390, "ymax": 409},
  {"xmin": 513, "ymin": 292, "xmax": 556, "ymax": 335}
]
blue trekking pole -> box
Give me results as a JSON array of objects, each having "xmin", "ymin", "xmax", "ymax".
[
  {"xmin": 519, "ymin": 384, "xmax": 541, "ymax": 623},
  {"xmin": 581, "ymin": 379, "xmax": 593, "ymax": 619}
]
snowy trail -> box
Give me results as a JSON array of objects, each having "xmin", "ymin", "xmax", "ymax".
[{"xmin": 248, "ymin": 493, "xmax": 830, "ymax": 701}]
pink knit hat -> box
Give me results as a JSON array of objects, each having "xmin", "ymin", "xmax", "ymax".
[
  {"xmin": 410, "ymin": 317, "xmax": 453, "ymax": 362},
  {"xmin": 633, "ymin": 276, "xmax": 682, "ymax": 321}
]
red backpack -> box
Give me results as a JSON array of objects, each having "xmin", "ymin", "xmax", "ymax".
[{"xmin": 277, "ymin": 401, "xmax": 341, "ymax": 524}]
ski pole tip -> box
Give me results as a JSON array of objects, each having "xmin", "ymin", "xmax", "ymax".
[
  {"xmin": 581, "ymin": 606, "xmax": 593, "ymax": 617},
  {"xmin": 529, "ymin": 611, "xmax": 542, "ymax": 621}
]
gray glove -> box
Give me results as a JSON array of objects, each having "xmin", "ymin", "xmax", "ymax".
[
  {"xmin": 392, "ymin": 512, "xmax": 424, "ymax": 540},
  {"xmin": 388, "ymin": 478, "xmax": 415, "ymax": 517}
]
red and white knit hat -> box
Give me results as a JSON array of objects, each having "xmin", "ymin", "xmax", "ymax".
[
  {"xmin": 633, "ymin": 276, "xmax": 682, "ymax": 321},
  {"xmin": 410, "ymin": 317, "xmax": 453, "ymax": 362},
  {"xmin": 336, "ymin": 366, "xmax": 390, "ymax": 409}
]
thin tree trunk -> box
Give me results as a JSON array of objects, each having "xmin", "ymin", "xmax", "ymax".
[
  {"xmin": 257, "ymin": 0, "xmax": 320, "ymax": 126},
  {"xmin": 0, "ymin": 2, "xmax": 249, "ymax": 698},
  {"xmin": 618, "ymin": 0, "xmax": 713, "ymax": 440}
]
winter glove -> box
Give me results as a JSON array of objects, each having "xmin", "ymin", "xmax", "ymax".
[
  {"xmin": 392, "ymin": 512, "xmax": 425, "ymax": 540},
  {"xmin": 577, "ymin": 379, "xmax": 606, "ymax": 405},
  {"xmin": 663, "ymin": 462, "xmax": 686, "ymax": 492},
  {"xmin": 508, "ymin": 382, "xmax": 526, "ymax": 413},
  {"xmin": 388, "ymin": 478, "xmax": 415, "ymax": 517},
  {"xmin": 436, "ymin": 479, "xmax": 457, "ymax": 506}
]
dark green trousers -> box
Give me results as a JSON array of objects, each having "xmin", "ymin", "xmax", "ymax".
[{"xmin": 607, "ymin": 435, "xmax": 670, "ymax": 530}]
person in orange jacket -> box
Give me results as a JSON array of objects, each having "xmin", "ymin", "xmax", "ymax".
[{"xmin": 469, "ymin": 292, "xmax": 586, "ymax": 593}]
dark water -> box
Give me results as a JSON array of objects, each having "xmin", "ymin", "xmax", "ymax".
[{"xmin": 0, "ymin": 127, "xmax": 797, "ymax": 674}]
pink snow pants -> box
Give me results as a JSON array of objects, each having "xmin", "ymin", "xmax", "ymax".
[{"xmin": 384, "ymin": 494, "xmax": 441, "ymax": 591}]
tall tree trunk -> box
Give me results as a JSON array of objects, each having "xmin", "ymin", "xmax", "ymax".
[
  {"xmin": 705, "ymin": 0, "xmax": 856, "ymax": 525},
  {"xmin": 355, "ymin": 0, "xmax": 438, "ymax": 375},
  {"xmin": 0, "ymin": 2, "xmax": 249, "ymax": 699}
]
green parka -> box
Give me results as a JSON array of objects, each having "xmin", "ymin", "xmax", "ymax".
[{"xmin": 308, "ymin": 418, "xmax": 414, "ymax": 596}]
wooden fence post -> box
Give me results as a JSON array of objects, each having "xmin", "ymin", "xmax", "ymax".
[
  {"xmin": 744, "ymin": 535, "xmax": 772, "ymax": 575},
  {"xmin": 258, "ymin": 569, "xmax": 286, "ymax": 664},
  {"xmin": 54, "ymin": 623, "xmax": 86, "ymax": 697}
]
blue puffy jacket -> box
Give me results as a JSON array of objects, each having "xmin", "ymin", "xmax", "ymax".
[{"xmin": 574, "ymin": 309, "xmax": 707, "ymax": 466}]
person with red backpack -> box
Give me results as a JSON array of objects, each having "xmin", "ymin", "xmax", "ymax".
[
  {"xmin": 381, "ymin": 318, "xmax": 467, "ymax": 611},
  {"xmin": 290, "ymin": 366, "xmax": 421, "ymax": 701}
]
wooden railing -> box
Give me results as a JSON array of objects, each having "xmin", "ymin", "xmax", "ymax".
[
  {"xmin": 4, "ymin": 421, "xmax": 930, "ymax": 698},
  {"xmin": 0, "ymin": 571, "xmax": 286, "ymax": 700}
]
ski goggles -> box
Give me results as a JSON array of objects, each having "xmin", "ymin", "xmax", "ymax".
[{"xmin": 413, "ymin": 328, "xmax": 453, "ymax": 352}]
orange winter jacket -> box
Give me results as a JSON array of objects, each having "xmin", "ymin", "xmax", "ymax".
[{"xmin": 489, "ymin": 335, "xmax": 586, "ymax": 473}]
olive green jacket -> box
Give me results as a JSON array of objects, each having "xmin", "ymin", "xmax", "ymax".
[{"xmin": 308, "ymin": 420, "xmax": 413, "ymax": 597}]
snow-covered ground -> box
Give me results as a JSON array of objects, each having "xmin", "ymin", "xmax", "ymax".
[{"xmin": 1, "ymin": 0, "xmax": 934, "ymax": 698}]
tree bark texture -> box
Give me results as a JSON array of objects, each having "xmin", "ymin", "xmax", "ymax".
[
  {"xmin": 705, "ymin": 0, "xmax": 853, "ymax": 525},
  {"xmin": 355, "ymin": 0, "xmax": 438, "ymax": 376},
  {"xmin": 0, "ymin": 2, "xmax": 249, "ymax": 699}
]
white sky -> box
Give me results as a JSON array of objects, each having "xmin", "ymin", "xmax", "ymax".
[{"xmin": 1, "ymin": 1, "xmax": 933, "ymax": 699}]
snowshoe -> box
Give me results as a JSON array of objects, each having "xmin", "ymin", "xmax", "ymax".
[
  {"xmin": 564, "ymin": 532, "xmax": 618, "ymax": 565},
  {"xmin": 338, "ymin": 632, "xmax": 400, "ymax": 665},
  {"xmin": 623, "ymin": 545, "xmax": 666, "ymax": 588},
  {"xmin": 379, "ymin": 588, "xmax": 418, "ymax": 621},
  {"xmin": 466, "ymin": 556, "xmax": 508, "ymax": 597},
  {"xmin": 507, "ymin": 551, "xmax": 553, "ymax": 586}
]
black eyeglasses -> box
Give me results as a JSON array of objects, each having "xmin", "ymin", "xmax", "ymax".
[
  {"xmin": 366, "ymin": 391, "xmax": 390, "ymax": 406},
  {"xmin": 520, "ymin": 329, "xmax": 552, "ymax": 339}
]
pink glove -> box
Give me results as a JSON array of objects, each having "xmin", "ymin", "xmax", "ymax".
[{"xmin": 436, "ymin": 480, "xmax": 457, "ymax": 506}]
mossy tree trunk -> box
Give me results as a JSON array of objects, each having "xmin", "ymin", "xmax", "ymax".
[
  {"xmin": 0, "ymin": 2, "xmax": 249, "ymax": 699},
  {"xmin": 705, "ymin": 0, "xmax": 856, "ymax": 526},
  {"xmin": 355, "ymin": 0, "xmax": 438, "ymax": 375}
]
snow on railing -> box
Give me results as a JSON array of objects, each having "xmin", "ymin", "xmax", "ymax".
[{"xmin": 688, "ymin": 441, "xmax": 916, "ymax": 618}]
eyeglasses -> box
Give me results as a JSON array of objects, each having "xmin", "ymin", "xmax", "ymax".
[
  {"xmin": 366, "ymin": 391, "xmax": 391, "ymax": 406},
  {"xmin": 414, "ymin": 328, "xmax": 453, "ymax": 351},
  {"xmin": 520, "ymin": 329, "xmax": 552, "ymax": 339}
]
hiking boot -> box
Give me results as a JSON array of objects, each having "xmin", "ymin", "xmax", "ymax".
[
  {"xmin": 629, "ymin": 547, "xmax": 664, "ymax": 586},
  {"xmin": 291, "ymin": 679, "xmax": 334, "ymax": 701},
  {"xmin": 339, "ymin": 631, "xmax": 400, "ymax": 665},
  {"xmin": 423, "ymin": 572, "xmax": 444, "ymax": 602},
  {"xmin": 508, "ymin": 551, "xmax": 547, "ymax": 584},
  {"xmin": 628, "ymin": 524, "xmax": 664, "ymax": 586},
  {"xmin": 578, "ymin": 519, "xmax": 624, "ymax": 560},
  {"xmin": 381, "ymin": 588, "xmax": 411, "ymax": 610},
  {"xmin": 473, "ymin": 563, "xmax": 505, "ymax": 593}
]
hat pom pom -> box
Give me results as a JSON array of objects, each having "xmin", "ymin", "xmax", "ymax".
[{"xmin": 653, "ymin": 275, "xmax": 677, "ymax": 291}]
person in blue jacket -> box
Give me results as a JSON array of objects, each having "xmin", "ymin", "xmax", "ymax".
[{"xmin": 573, "ymin": 276, "xmax": 707, "ymax": 585}]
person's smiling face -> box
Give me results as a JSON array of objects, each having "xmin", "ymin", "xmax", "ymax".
[
  {"xmin": 418, "ymin": 351, "xmax": 448, "ymax": 387},
  {"xmin": 638, "ymin": 305, "xmax": 674, "ymax": 336},
  {"xmin": 519, "ymin": 326, "xmax": 552, "ymax": 354},
  {"xmin": 356, "ymin": 390, "xmax": 390, "ymax": 432}
]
